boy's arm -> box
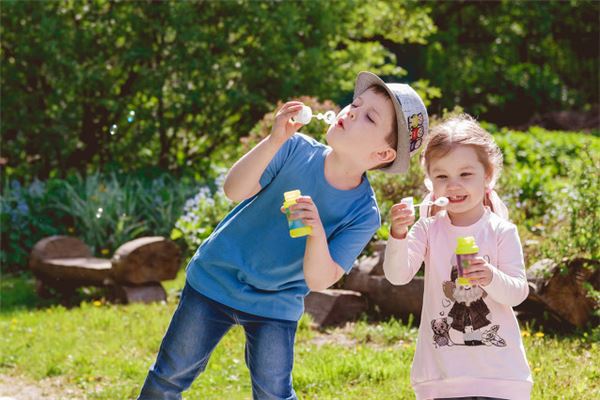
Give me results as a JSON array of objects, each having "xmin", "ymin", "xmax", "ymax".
[
  {"xmin": 304, "ymin": 233, "xmax": 345, "ymax": 292},
  {"xmin": 286, "ymin": 197, "xmax": 371, "ymax": 291},
  {"xmin": 223, "ymin": 102, "xmax": 304, "ymax": 202}
]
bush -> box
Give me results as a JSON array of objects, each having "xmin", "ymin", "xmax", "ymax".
[
  {"xmin": 170, "ymin": 172, "xmax": 235, "ymax": 256},
  {"xmin": 0, "ymin": 172, "xmax": 200, "ymax": 273}
]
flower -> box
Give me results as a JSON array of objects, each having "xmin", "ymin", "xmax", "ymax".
[
  {"xmin": 93, "ymin": 300, "xmax": 102, "ymax": 307},
  {"xmin": 535, "ymin": 332, "xmax": 545, "ymax": 338},
  {"xmin": 521, "ymin": 331, "xmax": 531, "ymax": 337}
]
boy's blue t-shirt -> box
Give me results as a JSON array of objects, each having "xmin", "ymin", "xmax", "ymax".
[{"xmin": 186, "ymin": 133, "xmax": 381, "ymax": 321}]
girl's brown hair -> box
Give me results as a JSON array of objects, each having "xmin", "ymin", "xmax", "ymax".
[{"xmin": 421, "ymin": 114, "xmax": 504, "ymax": 215}]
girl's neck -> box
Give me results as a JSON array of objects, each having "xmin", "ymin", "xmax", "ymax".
[
  {"xmin": 448, "ymin": 204, "xmax": 486, "ymax": 226},
  {"xmin": 324, "ymin": 150, "xmax": 364, "ymax": 190}
]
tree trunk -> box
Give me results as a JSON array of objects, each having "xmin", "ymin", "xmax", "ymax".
[{"xmin": 111, "ymin": 236, "xmax": 181, "ymax": 284}]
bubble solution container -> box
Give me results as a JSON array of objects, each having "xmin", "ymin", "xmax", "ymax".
[
  {"xmin": 400, "ymin": 196, "xmax": 415, "ymax": 215},
  {"xmin": 294, "ymin": 105, "xmax": 336, "ymax": 125},
  {"xmin": 455, "ymin": 236, "xmax": 479, "ymax": 286},
  {"xmin": 283, "ymin": 190, "xmax": 313, "ymax": 238}
]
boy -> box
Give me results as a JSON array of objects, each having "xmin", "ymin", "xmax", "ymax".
[{"xmin": 138, "ymin": 71, "xmax": 429, "ymax": 399}]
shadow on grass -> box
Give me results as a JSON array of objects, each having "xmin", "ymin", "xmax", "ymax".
[{"xmin": 0, "ymin": 271, "xmax": 110, "ymax": 314}]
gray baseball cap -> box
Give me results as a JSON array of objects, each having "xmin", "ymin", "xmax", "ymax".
[{"xmin": 354, "ymin": 71, "xmax": 429, "ymax": 174}]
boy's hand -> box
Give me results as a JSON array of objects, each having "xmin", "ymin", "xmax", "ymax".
[
  {"xmin": 280, "ymin": 196, "xmax": 325, "ymax": 238},
  {"xmin": 465, "ymin": 257, "xmax": 494, "ymax": 286},
  {"xmin": 389, "ymin": 202, "xmax": 415, "ymax": 239},
  {"xmin": 270, "ymin": 101, "xmax": 305, "ymax": 145}
]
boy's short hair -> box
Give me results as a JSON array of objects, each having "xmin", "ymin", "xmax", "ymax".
[
  {"xmin": 354, "ymin": 72, "xmax": 429, "ymax": 174},
  {"xmin": 368, "ymin": 85, "xmax": 398, "ymax": 170}
]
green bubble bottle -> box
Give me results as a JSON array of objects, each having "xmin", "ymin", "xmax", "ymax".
[
  {"xmin": 455, "ymin": 236, "xmax": 479, "ymax": 286},
  {"xmin": 283, "ymin": 190, "xmax": 312, "ymax": 238}
]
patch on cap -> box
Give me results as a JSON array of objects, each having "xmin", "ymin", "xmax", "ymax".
[{"xmin": 408, "ymin": 112, "xmax": 426, "ymax": 154}]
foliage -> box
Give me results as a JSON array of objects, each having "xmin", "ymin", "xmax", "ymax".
[
  {"xmin": 170, "ymin": 171, "xmax": 234, "ymax": 255},
  {"xmin": 0, "ymin": 172, "xmax": 199, "ymax": 273},
  {"xmin": 1, "ymin": 0, "xmax": 435, "ymax": 181},
  {"xmin": 422, "ymin": 0, "xmax": 599, "ymax": 124}
]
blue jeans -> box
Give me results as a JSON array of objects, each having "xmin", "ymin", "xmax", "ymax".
[{"xmin": 138, "ymin": 282, "xmax": 298, "ymax": 400}]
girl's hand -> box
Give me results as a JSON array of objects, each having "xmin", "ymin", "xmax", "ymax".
[
  {"xmin": 465, "ymin": 257, "xmax": 494, "ymax": 286},
  {"xmin": 280, "ymin": 196, "xmax": 325, "ymax": 238},
  {"xmin": 270, "ymin": 101, "xmax": 305, "ymax": 145},
  {"xmin": 389, "ymin": 202, "xmax": 415, "ymax": 239}
]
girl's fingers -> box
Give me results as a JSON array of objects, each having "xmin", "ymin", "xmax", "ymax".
[
  {"xmin": 391, "ymin": 214, "xmax": 414, "ymax": 224},
  {"xmin": 391, "ymin": 209, "xmax": 412, "ymax": 218},
  {"xmin": 391, "ymin": 203, "xmax": 408, "ymax": 212}
]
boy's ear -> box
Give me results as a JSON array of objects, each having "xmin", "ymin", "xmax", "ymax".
[{"xmin": 374, "ymin": 148, "xmax": 396, "ymax": 164}]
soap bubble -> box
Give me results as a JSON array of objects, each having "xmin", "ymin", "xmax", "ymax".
[
  {"xmin": 109, "ymin": 124, "xmax": 118, "ymax": 135},
  {"xmin": 96, "ymin": 207, "xmax": 103, "ymax": 219},
  {"xmin": 127, "ymin": 110, "xmax": 135, "ymax": 123}
]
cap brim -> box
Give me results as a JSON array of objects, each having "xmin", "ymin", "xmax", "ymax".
[{"xmin": 354, "ymin": 71, "xmax": 410, "ymax": 174}]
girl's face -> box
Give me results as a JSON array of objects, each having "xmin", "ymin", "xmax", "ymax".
[{"xmin": 428, "ymin": 145, "xmax": 491, "ymax": 226}]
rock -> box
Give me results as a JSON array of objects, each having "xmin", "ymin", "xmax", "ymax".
[{"xmin": 304, "ymin": 289, "xmax": 368, "ymax": 327}]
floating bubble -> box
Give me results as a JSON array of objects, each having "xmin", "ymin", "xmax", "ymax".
[
  {"xmin": 109, "ymin": 124, "xmax": 118, "ymax": 135},
  {"xmin": 96, "ymin": 207, "xmax": 103, "ymax": 218},
  {"xmin": 127, "ymin": 110, "xmax": 135, "ymax": 123}
]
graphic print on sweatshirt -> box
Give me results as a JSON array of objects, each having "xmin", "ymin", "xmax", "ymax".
[{"xmin": 431, "ymin": 254, "xmax": 506, "ymax": 348}]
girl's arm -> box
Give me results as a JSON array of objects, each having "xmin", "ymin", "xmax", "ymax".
[
  {"xmin": 383, "ymin": 218, "xmax": 428, "ymax": 285},
  {"xmin": 480, "ymin": 224, "xmax": 529, "ymax": 306}
]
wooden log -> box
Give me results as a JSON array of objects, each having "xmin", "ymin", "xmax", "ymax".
[
  {"xmin": 343, "ymin": 270, "xmax": 424, "ymax": 319},
  {"xmin": 29, "ymin": 236, "xmax": 113, "ymax": 288},
  {"xmin": 522, "ymin": 257, "xmax": 599, "ymax": 328},
  {"xmin": 111, "ymin": 283, "xmax": 167, "ymax": 304},
  {"xmin": 352, "ymin": 241, "xmax": 386, "ymax": 276},
  {"xmin": 111, "ymin": 236, "xmax": 181, "ymax": 284},
  {"xmin": 304, "ymin": 289, "xmax": 368, "ymax": 327}
]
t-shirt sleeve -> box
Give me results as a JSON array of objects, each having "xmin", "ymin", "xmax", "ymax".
[
  {"xmin": 258, "ymin": 134, "xmax": 298, "ymax": 189},
  {"xmin": 327, "ymin": 208, "xmax": 381, "ymax": 273}
]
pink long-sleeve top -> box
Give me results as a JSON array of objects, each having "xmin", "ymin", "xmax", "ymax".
[{"xmin": 384, "ymin": 207, "xmax": 532, "ymax": 400}]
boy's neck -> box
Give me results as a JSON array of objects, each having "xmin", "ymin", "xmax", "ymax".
[{"xmin": 324, "ymin": 151, "xmax": 364, "ymax": 190}]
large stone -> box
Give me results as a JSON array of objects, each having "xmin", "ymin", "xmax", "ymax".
[
  {"xmin": 343, "ymin": 270, "xmax": 424, "ymax": 319},
  {"xmin": 304, "ymin": 289, "xmax": 368, "ymax": 327}
]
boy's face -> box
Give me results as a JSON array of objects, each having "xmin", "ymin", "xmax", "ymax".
[{"xmin": 326, "ymin": 88, "xmax": 396, "ymax": 169}]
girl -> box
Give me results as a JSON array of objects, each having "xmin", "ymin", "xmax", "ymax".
[{"xmin": 383, "ymin": 114, "xmax": 532, "ymax": 400}]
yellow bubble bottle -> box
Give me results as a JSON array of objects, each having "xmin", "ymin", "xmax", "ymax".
[{"xmin": 283, "ymin": 190, "xmax": 312, "ymax": 238}]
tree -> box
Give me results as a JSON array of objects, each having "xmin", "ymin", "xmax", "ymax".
[{"xmin": 1, "ymin": 0, "xmax": 435, "ymax": 180}]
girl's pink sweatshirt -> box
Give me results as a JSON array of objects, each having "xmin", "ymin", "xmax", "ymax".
[{"xmin": 383, "ymin": 208, "xmax": 532, "ymax": 400}]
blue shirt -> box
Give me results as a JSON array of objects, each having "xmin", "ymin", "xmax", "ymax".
[{"xmin": 186, "ymin": 133, "xmax": 381, "ymax": 321}]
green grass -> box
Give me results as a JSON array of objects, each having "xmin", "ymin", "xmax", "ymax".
[{"xmin": 1, "ymin": 270, "xmax": 598, "ymax": 399}]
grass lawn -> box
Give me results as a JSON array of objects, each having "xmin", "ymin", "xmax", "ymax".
[{"xmin": 1, "ymin": 270, "xmax": 598, "ymax": 399}]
